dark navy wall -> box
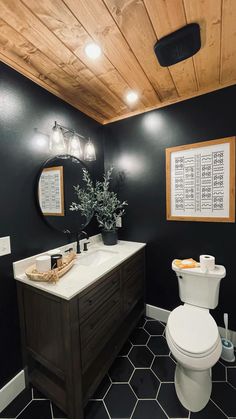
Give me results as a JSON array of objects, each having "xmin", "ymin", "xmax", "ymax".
[
  {"xmin": 103, "ymin": 86, "xmax": 236, "ymax": 330},
  {"xmin": 0, "ymin": 63, "xmax": 104, "ymax": 387}
]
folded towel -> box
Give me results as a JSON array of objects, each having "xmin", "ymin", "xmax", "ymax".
[{"xmin": 174, "ymin": 258, "xmax": 199, "ymax": 269}]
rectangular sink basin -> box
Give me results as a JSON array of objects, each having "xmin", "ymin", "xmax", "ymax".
[{"xmin": 77, "ymin": 249, "xmax": 118, "ymax": 267}]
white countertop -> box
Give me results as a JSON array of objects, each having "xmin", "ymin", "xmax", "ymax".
[{"xmin": 14, "ymin": 238, "xmax": 146, "ymax": 300}]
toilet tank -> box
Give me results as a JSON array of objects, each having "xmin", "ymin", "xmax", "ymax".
[{"xmin": 172, "ymin": 262, "xmax": 226, "ymax": 309}]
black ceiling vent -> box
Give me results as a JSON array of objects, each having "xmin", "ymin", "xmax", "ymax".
[{"xmin": 154, "ymin": 23, "xmax": 201, "ymax": 67}]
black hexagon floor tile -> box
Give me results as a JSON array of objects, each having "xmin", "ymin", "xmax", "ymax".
[
  {"xmin": 129, "ymin": 328, "xmax": 149, "ymax": 345},
  {"xmin": 2, "ymin": 316, "xmax": 236, "ymax": 419},
  {"xmin": 227, "ymin": 367, "xmax": 236, "ymax": 388},
  {"xmin": 17, "ymin": 400, "xmax": 52, "ymax": 419},
  {"xmin": 130, "ymin": 368, "xmax": 160, "ymax": 399},
  {"xmin": 190, "ymin": 399, "xmax": 227, "ymax": 418},
  {"xmin": 119, "ymin": 340, "xmax": 132, "ymax": 356},
  {"xmin": 91, "ymin": 375, "xmax": 111, "ymax": 399},
  {"xmin": 104, "ymin": 384, "xmax": 137, "ymax": 418},
  {"xmin": 132, "ymin": 400, "xmax": 168, "ymax": 419},
  {"xmin": 152, "ymin": 356, "xmax": 176, "ymax": 382},
  {"xmin": 85, "ymin": 401, "xmax": 109, "ymax": 419},
  {"xmin": 211, "ymin": 382, "xmax": 236, "ymax": 417},
  {"xmin": 157, "ymin": 383, "xmax": 189, "ymax": 418},
  {"xmin": 109, "ymin": 357, "xmax": 134, "ymax": 382},
  {"xmin": 129, "ymin": 346, "xmax": 154, "ymax": 368},
  {"xmin": 212, "ymin": 361, "xmax": 226, "ymax": 382},
  {"xmin": 144, "ymin": 320, "xmax": 165, "ymax": 335},
  {"xmin": 147, "ymin": 336, "xmax": 170, "ymax": 355},
  {"xmin": 0, "ymin": 388, "xmax": 32, "ymax": 418}
]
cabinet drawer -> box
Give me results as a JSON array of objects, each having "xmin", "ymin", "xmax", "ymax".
[
  {"xmin": 81, "ymin": 297, "xmax": 121, "ymax": 371},
  {"xmin": 123, "ymin": 251, "xmax": 145, "ymax": 281},
  {"xmin": 79, "ymin": 269, "xmax": 120, "ymax": 322},
  {"xmin": 124, "ymin": 270, "xmax": 144, "ymax": 313},
  {"xmin": 80, "ymin": 288, "xmax": 121, "ymax": 347}
]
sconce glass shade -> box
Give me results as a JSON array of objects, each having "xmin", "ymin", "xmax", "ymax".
[
  {"xmin": 49, "ymin": 125, "xmax": 66, "ymax": 153},
  {"xmin": 68, "ymin": 133, "xmax": 83, "ymax": 158},
  {"xmin": 84, "ymin": 139, "xmax": 96, "ymax": 161}
]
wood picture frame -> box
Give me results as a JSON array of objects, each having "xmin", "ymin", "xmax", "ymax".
[
  {"xmin": 38, "ymin": 166, "xmax": 65, "ymax": 216},
  {"xmin": 166, "ymin": 137, "xmax": 235, "ymax": 222}
]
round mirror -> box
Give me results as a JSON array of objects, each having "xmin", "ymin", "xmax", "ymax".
[{"xmin": 37, "ymin": 155, "xmax": 93, "ymax": 234}]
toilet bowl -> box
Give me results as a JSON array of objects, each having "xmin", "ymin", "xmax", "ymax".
[{"xmin": 166, "ymin": 304, "xmax": 222, "ymax": 412}]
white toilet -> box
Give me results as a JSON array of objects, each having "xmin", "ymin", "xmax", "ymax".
[{"xmin": 166, "ymin": 260, "xmax": 226, "ymax": 412}]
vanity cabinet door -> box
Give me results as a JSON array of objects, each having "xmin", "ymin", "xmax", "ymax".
[
  {"xmin": 123, "ymin": 250, "xmax": 145, "ymax": 314},
  {"xmin": 79, "ymin": 269, "xmax": 120, "ymax": 322},
  {"xmin": 124, "ymin": 270, "xmax": 145, "ymax": 313},
  {"xmin": 79, "ymin": 268, "xmax": 122, "ymax": 371}
]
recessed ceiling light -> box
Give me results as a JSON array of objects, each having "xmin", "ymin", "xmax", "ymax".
[
  {"xmin": 125, "ymin": 91, "xmax": 139, "ymax": 104},
  {"xmin": 85, "ymin": 42, "xmax": 102, "ymax": 59}
]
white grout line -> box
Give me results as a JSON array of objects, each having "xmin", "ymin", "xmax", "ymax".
[
  {"xmin": 128, "ymin": 381, "xmax": 138, "ymax": 399},
  {"xmin": 227, "ymin": 381, "xmax": 236, "ymax": 391},
  {"xmin": 156, "ymin": 381, "xmax": 162, "ymax": 401},
  {"xmin": 129, "ymin": 398, "xmax": 138, "ymax": 419},
  {"xmin": 210, "ymin": 398, "xmax": 229, "ymax": 418},
  {"xmin": 102, "ymin": 399, "xmax": 112, "ymax": 419},
  {"xmin": 128, "ymin": 368, "xmax": 136, "ymax": 384},
  {"xmin": 15, "ymin": 400, "xmax": 33, "ymax": 419},
  {"xmin": 156, "ymin": 397, "xmax": 172, "ymax": 419}
]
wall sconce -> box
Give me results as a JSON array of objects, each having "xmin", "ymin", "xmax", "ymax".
[
  {"xmin": 84, "ymin": 138, "xmax": 96, "ymax": 161},
  {"xmin": 49, "ymin": 124, "xmax": 66, "ymax": 153},
  {"xmin": 51, "ymin": 122, "xmax": 96, "ymax": 161},
  {"xmin": 35, "ymin": 122, "xmax": 96, "ymax": 161},
  {"xmin": 67, "ymin": 132, "xmax": 83, "ymax": 159}
]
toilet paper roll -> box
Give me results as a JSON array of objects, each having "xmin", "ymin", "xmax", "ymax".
[
  {"xmin": 36, "ymin": 255, "xmax": 51, "ymax": 273},
  {"xmin": 200, "ymin": 255, "xmax": 215, "ymax": 272}
]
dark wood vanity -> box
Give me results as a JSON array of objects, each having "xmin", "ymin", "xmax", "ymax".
[{"xmin": 17, "ymin": 248, "xmax": 145, "ymax": 419}]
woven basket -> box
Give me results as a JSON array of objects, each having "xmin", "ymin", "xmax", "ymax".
[{"xmin": 25, "ymin": 251, "xmax": 76, "ymax": 283}]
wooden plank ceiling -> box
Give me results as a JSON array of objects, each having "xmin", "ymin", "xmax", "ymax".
[{"xmin": 1, "ymin": 0, "xmax": 236, "ymax": 124}]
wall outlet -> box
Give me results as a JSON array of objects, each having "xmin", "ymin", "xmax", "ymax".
[
  {"xmin": 0, "ymin": 236, "xmax": 11, "ymax": 256},
  {"xmin": 116, "ymin": 216, "xmax": 122, "ymax": 228}
]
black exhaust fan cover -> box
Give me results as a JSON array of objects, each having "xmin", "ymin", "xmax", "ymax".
[{"xmin": 154, "ymin": 23, "xmax": 201, "ymax": 67}]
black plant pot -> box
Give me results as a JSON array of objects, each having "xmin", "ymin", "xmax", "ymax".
[{"xmin": 101, "ymin": 229, "xmax": 118, "ymax": 245}]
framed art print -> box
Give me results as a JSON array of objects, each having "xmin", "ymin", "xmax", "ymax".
[{"xmin": 166, "ymin": 137, "xmax": 235, "ymax": 222}]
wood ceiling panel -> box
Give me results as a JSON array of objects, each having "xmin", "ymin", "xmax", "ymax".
[
  {"xmin": 183, "ymin": 0, "xmax": 222, "ymax": 89},
  {"xmin": 103, "ymin": 0, "xmax": 178, "ymax": 101},
  {"xmin": 0, "ymin": 0, "xmax": 127, "ymax": 118},
  {"xmin": 220, "ymin": 0, "xmax": 236, "ymax": 84},
  {"xmin": 0, "ymin": 19, "xmax": 112, "ymax": 121},
  {"xmin": 63, "ymin": 0, "xmax": 159, "ymax": 108},
  {"xmin": 144, "ymin": 0, "xmax": 198, "ymax": 95},
  {"xmin": 1, "ymin": 0, "xmax": 236, "ymax": 124},
  {"xmin": 21, "ymin": 0, "xmax": 139, "ymax": 114}
]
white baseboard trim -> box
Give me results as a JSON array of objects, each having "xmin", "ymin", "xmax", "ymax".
[
  {"xmin": 0, "ymin": 370, "xmax": 25, "ymax": 413},
  {"xmin": 145, "ymin": 304, "xmax": 236, "ymax": 348},
  {"xmin": 146, "ymin": 304, "xmax": 170, "ymax": 323}
]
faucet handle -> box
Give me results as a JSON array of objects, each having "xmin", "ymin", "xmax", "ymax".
[
  {"xmin": 65, "ymin": 247, "xmax": 73, "ymax": 253},
  {"xmin": 83, "ymin": 242, "xmax": 90, "ymax": 252}
]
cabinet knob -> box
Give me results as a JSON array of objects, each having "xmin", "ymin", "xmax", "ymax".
[{"xmin": 88, "ymin": 299, "xmax": 93, "ymax": 305}]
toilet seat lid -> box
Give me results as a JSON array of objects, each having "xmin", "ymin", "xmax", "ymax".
[{"xmin": 167, "ymin": 305, "xmax": 219, "ymax": 355}]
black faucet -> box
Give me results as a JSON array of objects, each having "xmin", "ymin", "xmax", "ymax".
[{"xmin": 76, "ymin": 231, "xmax": 89, "ymax": 254}]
